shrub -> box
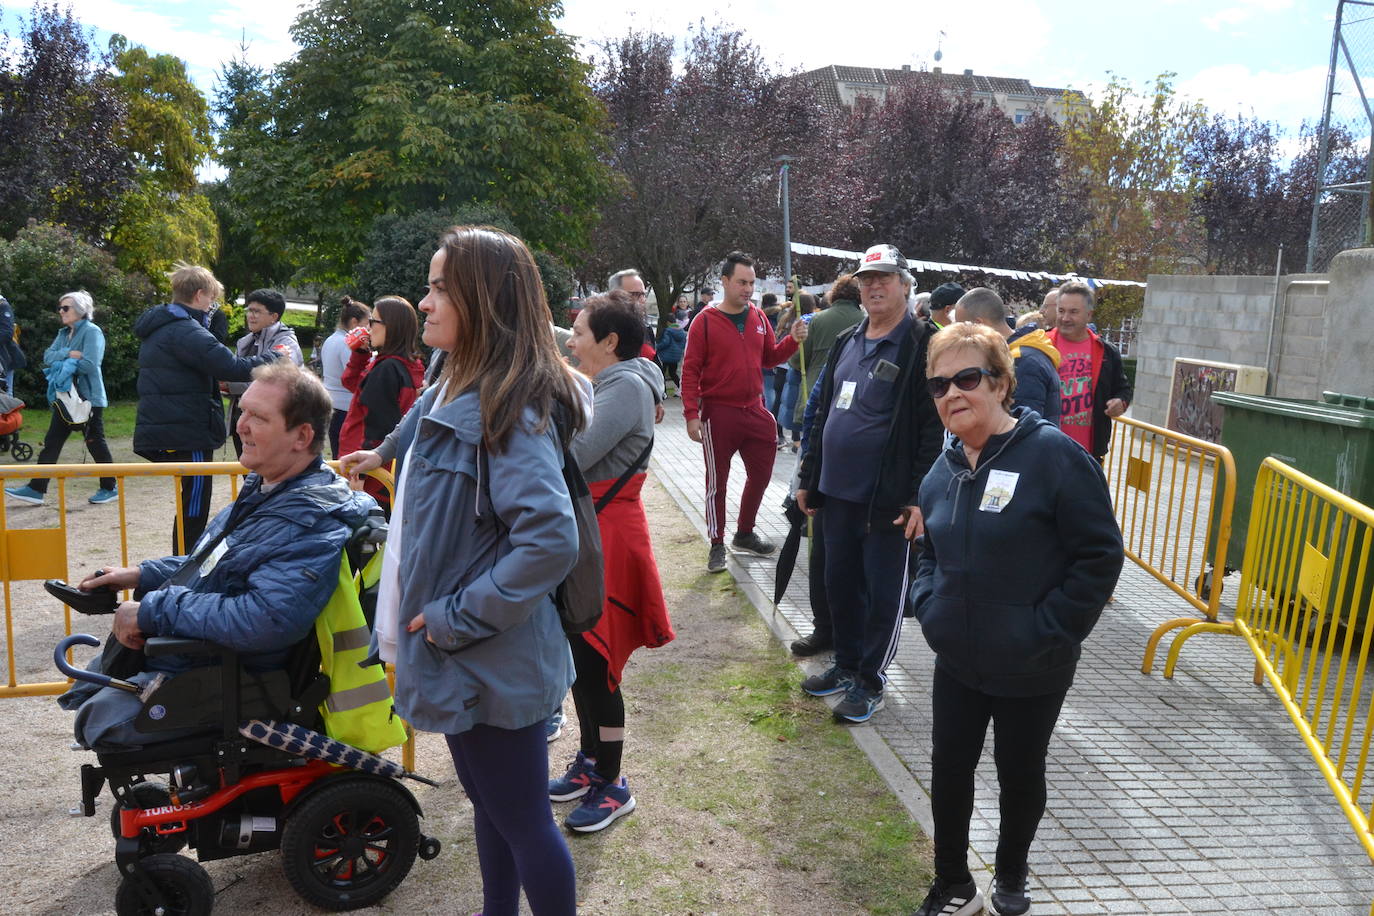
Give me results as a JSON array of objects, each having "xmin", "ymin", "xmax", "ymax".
[{"xmin": 0, "ymin": 223, "xmax": 155, "ymax": 402}]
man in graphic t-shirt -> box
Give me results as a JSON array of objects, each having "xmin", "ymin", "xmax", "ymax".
[{"xmin": 1046, "ymin": 280, "xmax": 1132, "ymax": 462}]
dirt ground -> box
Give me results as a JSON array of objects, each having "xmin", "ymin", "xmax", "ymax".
[{"xmin": 0, "ymin": 448, "xmax": 929, "ymax": 915}]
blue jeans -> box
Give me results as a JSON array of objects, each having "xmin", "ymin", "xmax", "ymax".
[{"xmin": 780, "ymin": 367, "xmax": 802, "ymax": 438}]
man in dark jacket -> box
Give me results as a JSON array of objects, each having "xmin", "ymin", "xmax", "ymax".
[
  {"xmin": 0, "ymin": 290, "xmax": 27, "ymax": 392},
  {"xmin": 1046, "ymin": 280, "xmax": 1132, "ymax": 461},
  {"xmin": 69, "ymin": 363, "xmax": 377, "ymax": 750},
  {"xmin": 955, "ymin": 288, "xmax": 1062, "ymax": 426},
  {"xmin": 795, "ymin": 244, "xmax": 943, "ymax": 723},
  {"xmin": 134, "ymin": 263, "xmax": 278, "ymax": 553}
]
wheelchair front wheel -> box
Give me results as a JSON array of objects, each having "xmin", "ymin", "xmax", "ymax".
[
  {"xmin": 281, "ymin": 778, "xmax": 420, "ymax": 911},
  {"xmin": 114, "ymin": 853, "xmax": 214, "ymax": 916}
]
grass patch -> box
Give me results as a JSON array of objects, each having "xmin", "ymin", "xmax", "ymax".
[
  {"xmin": 554, "ymin": 479, "xmax": 934, "ymax": 915},
  {"xmin": 100, "ymin": 400, "xmax": 138, "ymax": 439}
]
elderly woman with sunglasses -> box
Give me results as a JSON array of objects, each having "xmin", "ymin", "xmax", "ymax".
[
  {"xmin": 4, "ymin": 291, "xmax": 118, "ymax": 506},
  {"xmin": 908, "ymin": 322, "xmax": 1123, "ymax": 916}
]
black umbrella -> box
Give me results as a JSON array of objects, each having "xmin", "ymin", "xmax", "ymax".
[{"xmin": 773, "ymin": 496, "xmax": 809, "ymax": 607}]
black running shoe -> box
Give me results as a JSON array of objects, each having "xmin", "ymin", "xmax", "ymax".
[
  {"xmin": 987, "ymin": 867, "xmax": 1030, "ymax": 915},
  {"xmin": 790, "ymin": 631, "xmax": 833, "ymax": 656},
  {"xmin": 706, "ymin": 542, "xmax": 728, "ymax": 573},
  {"xmin": 730, "ymin": 530, "xmax": 775, "ymax": 556},
  {"xmin": 833, "ymin": 683, "xmax": 884, "ymax": 723},
  {"xmin": 912, "ymin": 877, "xmax": 984, "ymax": 916}
]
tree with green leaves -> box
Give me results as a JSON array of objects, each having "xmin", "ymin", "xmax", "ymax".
[
  {"xmin": 106, "ymin": 37, "xmax": 217, "ymax": 290},
  {"xmin": 1059, "ymin": 73, "xmax": 1206, "ymax": 281},
  {"xmin": 0, "ymin": 3, "xmax": 133, "ymax": 240},
  {"xmin": 220, "ymin": 0, "xmax": 613, "ymax": 285},
  {"xmin": 590, "ymin": 26, "xmax": 858, "ymax": 330}
]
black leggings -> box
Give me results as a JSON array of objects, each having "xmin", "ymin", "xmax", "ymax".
[
  {"xmin": 569, "ymin": 635, "xmax": 625, "ymax": 781},
  {"xmin": 930, "ymin": 664, "xmax": 1068, "ymax": 882},
  {"xmin": 30, "ymin": 406, "xmax": 115, "ymax": 492},
  {"xmin": 661, "ymin": 361, "xmax": 680, "ymax": 387}
]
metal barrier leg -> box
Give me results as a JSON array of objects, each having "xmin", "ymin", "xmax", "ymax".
[
  {"xmin": 1162, "ymin": 621, "xmax": 1238, "ymax": 679},
  {"xmin": 1142, "ymin": 616, "xmax": 1216, "ymax": 674}
]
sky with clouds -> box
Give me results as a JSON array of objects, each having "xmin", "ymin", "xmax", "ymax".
[{"xmin": 0, "ymin": 0, "xmax": 1343, "ymax": 135}]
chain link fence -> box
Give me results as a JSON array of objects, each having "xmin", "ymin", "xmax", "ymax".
[{"xmin": 1307, "ymin": 0, "xmax": 1374, "ymax": 272}]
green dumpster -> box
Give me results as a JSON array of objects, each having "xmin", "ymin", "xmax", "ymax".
[{"xmin": 1212, "ymin": 390, "xmax": 1374, "ymax": 568}]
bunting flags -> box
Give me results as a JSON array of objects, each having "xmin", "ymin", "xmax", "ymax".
[{"xmin": 789, "ymin": 242, "xmax": 1146, "ymax": 289}]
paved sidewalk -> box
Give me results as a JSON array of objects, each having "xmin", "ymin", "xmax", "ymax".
[{"xmin": 649, "ymin": 405, "xmax": 1373, "ymax": 915}]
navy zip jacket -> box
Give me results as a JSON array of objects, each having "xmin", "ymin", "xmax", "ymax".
[
  {"xmin": 910, "ymin": 408, "xmax": 1123, "ymax": 697},
  {"xmin": 133, "ymin": 304, "xmax": 271, "ymax": 454}
]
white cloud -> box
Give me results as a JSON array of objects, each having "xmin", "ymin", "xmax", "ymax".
[
  {"xmin": 1202, "ymin": 0, "xmax": 1294, "ymax": 32},
  {"xmin": 1177, "ymin": 63, "xmax": 1328, "ymax": 128},
  {"xmin": 559, "ymin": 0, "xmax": 1053, "ymax": 81}
]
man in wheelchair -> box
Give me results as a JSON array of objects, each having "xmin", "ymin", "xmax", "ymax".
[{"xmin": 64, "ymin": 361, "xmax": 377, "ymax": 751}]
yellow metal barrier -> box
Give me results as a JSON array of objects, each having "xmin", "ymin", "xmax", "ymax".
[
  {"xmin": 1166, "ymin": 458, "xmax": 1374, "ymax": 863},
  {"xmin": 1102, "ymin": 416, "xmax": 1237, "ymax": 673},
  {"xmin": 0, "ymin": 459, "xmax": 412, "ymax": 768}
]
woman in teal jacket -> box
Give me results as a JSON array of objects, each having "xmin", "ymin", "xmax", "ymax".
[{"xmin": 4, "ymin": 291, "xmax": 116, "ymax": 506}]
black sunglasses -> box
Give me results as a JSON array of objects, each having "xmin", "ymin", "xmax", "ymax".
[
  {"xmin": 58, "ymin": 305, "xmax": 72, "ymax": 313},
  {"xmin": 927, "ymin": 366, "xmax": 996, "ymax": 398}
]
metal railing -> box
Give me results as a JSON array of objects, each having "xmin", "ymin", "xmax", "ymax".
[
  {"xmin": 1102, "ymin": 416, "xmax": 1237, "ymax": 674},
  {"xmin": 1164, "ymin": 458, "xmax": 1374, "ymax": 863}
]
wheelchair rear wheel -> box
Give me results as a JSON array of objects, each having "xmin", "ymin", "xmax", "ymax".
[
  {"xmin": 110, "ymin": 781, "xmax": 188, "ymax": 856},
  {"xmin": 281, "ymin": 778, "xmax": 419, "ymax": 911},
  {"xmin": 114, "ymin": 853, "xmax": 214, "ymax": 916}
]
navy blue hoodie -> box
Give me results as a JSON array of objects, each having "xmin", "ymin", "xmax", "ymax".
[{"xmin": 910, "ymin": 408, "xmax": 1123, "ymax": 697}]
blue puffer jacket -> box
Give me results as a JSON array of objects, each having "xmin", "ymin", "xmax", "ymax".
[
  {"xmin": 656, "ymin": 325, "xmax": 687, "ymax": 364},
  {"xmin": 43, "ymin": 319, "xmax": 108, "ymax": 408},
  {"xmin": 133, "ymin": 304, "xmax": 271, "ymax": 454},
  {"xmin": 910, "ymin": 409, "xmax": 1123, "ymax": 697},
  {"xmin": 134, "ymin": 459, "xmax": 376, "ymax": 676}
]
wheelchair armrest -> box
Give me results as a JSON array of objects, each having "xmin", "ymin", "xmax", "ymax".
[{"xmin": 144, "ymin": 637, "xmax": 237, "ymax": 660}]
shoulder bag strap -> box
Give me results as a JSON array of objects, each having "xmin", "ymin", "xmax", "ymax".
[{"xmin": 594, "ymin": 437, "xmax": 654, "ymax": 514}]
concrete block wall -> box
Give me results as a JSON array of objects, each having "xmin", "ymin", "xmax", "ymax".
[{"xmin": 1132, "ymin": 275, "xmax": 1296, "ymax": 426}]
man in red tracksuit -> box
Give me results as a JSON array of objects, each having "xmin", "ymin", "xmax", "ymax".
[{"xmin": 682, "ymin": 251, "xmax": 808, "ymax": 573}]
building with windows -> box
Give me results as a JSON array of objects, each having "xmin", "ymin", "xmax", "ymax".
[{"xmin": 799, "ymin": 64, "xmax": 1088, "ymax": 124}]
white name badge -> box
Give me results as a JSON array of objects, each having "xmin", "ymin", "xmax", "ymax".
[
  {"xmin": 979, "ymin": 469, "xmax": 1020, "ymax": 513},
  {"xmin": 199, "ymin": 539, "xmax": 230, "ymax": 577},
  {"xmin": 836, "ymin": 380, "xmax": 857, "ymax": 410}
]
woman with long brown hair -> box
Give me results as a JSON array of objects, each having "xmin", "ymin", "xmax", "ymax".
[{"xmin": 342, "ymin": 226, "xmax": 587, "ymax": 916}]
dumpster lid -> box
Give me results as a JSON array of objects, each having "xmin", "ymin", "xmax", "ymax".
[{"xmin": 1212, "ymin": 390, "xmax": 1374, "ymax": 429}]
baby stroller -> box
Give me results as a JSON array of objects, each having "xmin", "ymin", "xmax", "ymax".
[
  {"xmin": 51, "ymin": 520, "xmax": 441, "ymax": 915},
  {"xmin": 0, "ymin": 385, "xmax": 32, "ymax": 461}
]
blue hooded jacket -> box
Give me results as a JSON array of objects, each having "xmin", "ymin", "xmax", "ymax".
[{"xmin": 134, "ymin": 459, "xmax": 376, "ymax": 676}]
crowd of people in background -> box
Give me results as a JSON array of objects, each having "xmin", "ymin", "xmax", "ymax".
[{"xmin": 1, "ymin": 232, "xmax": 1129, "ymax": 916}]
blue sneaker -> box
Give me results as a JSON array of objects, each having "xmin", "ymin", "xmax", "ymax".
[
  {"xmin": 89, "ymin": 487, "xmax": 118, "ymax": 505},
  {"xmin": 5, "ymin": 485, "xmax": 44, "ymax": 506},
  {"xmin": 800, "ymin": 664, "xmax": 855, "ymax": 697},
  {"xmin": 833, "ymin": 683, "xmax": 884, "ymax": 723},
  {"xmin": 564, "ymin": 774, "xmax": 635, "ymax": 833},
  {"xmin": 548, "ymin": 750, "xmax": 597, "ymax": 802},
  {"xmin": 545, "ymin": 709, "xmax": 566, "ymax": 742}
]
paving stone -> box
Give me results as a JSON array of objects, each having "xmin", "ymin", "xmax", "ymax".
[{"xmin": 647, "ymin": 409, "xmax": 1374, "ymax": 915}]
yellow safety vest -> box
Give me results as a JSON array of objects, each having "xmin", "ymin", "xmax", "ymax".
[{"xmin": 314, "ymin": 549, "xmax": 407, "ymax": 753}]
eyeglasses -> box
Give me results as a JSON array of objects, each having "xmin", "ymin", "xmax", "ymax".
[
  {"xmin": 927, "ymin": 366, "xmax": 996, "ymax": 398},
  {"xmin": 368, "ymin": 318, "xmax": 384, "ymax": 326},
  {"xmin": 856, "ymin": 272, "xmax": 898, "ymax": 285},
  {"xmin": 245, "ymin": 308, "xmax": 269, "ymax": 316},
  {"xmin": 58, "ymin": 305, "xmax": 72, "ymax": 313}
]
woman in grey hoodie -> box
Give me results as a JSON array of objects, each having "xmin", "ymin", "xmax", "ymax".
[{"xmin": 549, "ymin": 290, "xmax": 675, "ymax": 834}]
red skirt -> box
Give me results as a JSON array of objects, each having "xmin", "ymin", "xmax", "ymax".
[{"xmin": 582, "ymin": 473, "xmax": 674, "ymax": 690}]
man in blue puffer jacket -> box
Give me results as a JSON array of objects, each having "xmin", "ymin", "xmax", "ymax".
[
  {"xmin": 134, "ymin": 263, "xmax": 280, "ymax": 553},
  {"xmin": 67, "ymin": 364, "xmax": 376, "ymax": 750}
]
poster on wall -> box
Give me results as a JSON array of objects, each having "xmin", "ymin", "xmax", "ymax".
[{"xmin": 1165, "ymin": 358, "xmax": 1268, "ymax": 443}]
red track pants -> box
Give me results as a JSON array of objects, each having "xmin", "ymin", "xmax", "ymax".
[{"xmin": 700, "ymin": 400, "xmax": 777, "ymax": 543}]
